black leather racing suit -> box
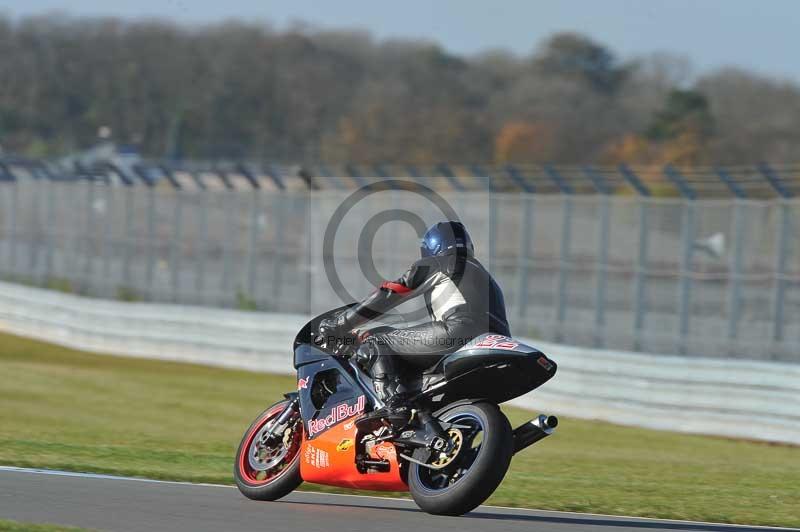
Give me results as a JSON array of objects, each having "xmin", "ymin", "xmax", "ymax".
[{"xmin": 334, "ymin": 248, "xmax": 510, "ymax": 393}]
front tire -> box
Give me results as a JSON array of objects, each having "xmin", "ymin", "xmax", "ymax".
[
  {"xmin": 234, "ymin": 399, "xmax": 303, "ymax": 501},
  {"xmin": 408, "ymin": 402, "xmax": 513, "ymax": 516}
]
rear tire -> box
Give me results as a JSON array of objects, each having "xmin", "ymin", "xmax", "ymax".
[
  {"xmin": 408, "ymin": 402, "xmax": 513, "ymax": 516},
  {"xmin": 234, "ymin": 400, "xmax": 303, "ymax": 501}
]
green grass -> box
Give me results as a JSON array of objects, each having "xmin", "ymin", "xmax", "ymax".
[
  {"xmin": 0, "ymin": 519, "xmax": 91, "ymax": 532},
  {"xmin": 0, "ymin": 332, "xmax": 798, "ymax": 528}
]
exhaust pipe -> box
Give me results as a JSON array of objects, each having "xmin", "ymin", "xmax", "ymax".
[{"xmin": 512, "ymin": 414, "xmax": 558, "ymax": 454}]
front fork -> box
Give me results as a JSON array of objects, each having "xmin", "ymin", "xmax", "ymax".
[{"xmin": 263, "ymin": 396, "xmax": 299, "ymax": 444}]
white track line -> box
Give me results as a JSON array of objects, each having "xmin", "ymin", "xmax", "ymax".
[
  {"xmin": 0, "ymin": 466, "xmax": 795, "ymax": 530},
  {"xmin": 0, "ymin": 466, "xmax": 234, "ymax": 489}
]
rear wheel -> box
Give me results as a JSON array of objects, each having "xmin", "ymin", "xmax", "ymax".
[
  {"xmin": 234, "ymin": 399, "xmax": 303, "ymax": 501},
  {"xmin": 408, "ymin": 402, "xmax": 513, "ymax": 516}
]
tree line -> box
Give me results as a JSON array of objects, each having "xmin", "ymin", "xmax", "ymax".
[{"xmin": 1, "ymin": 14, "xmax": 799, "ymax": 165}]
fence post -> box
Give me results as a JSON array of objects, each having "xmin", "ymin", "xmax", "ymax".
[
  {"xmin": 170, "ymin": 188, "xmax": 184, "ymax": 303},
  {"xmin": 272, "ymin": 194, "xmax": 286, "ymax": 307},
  {"xmin": 317, "ymin": 163, "xmax": 346, "ymax": 190},
  {"xmin": 260, "ymin": 163, "xmax": 285, "ymax": 191},
  {"xmin": 633, "ymin": 200, "xmax": 650, "ymax": 351},
  {"xmin": 0, "ymin": 163, "xmax": 19, "ymax": 275},
  {"xmin": 772, "ymin": 200, "xmax": 791, "ymax": 343},
  {"xmin": 246, "ymin": 190, "xmax": 261, "ymax": 300},
  {"xmin": 714, "ymin": 168, "xmax": 748, "ymax": 347},
  {"xmin": 102, "ymin": 182, "xmax": 113, "ymax": 297},
  {"xmin": 488, "ymin": 191, "xmax": 498, "ymax": 273},
  {"xmin": 583, "ymin": 167, "xmax": 612, "ymax": 348},
  {"xmin": 715, "ymin": 167, "xmax": 746, "ymax": 199},
  {"xmin": 83, "ymin": 176, "xmax": 96, "ymax": 285},
  {"xmin": 727, "ymin": 199, "xmax": 746, "ymax": 341},
  {"xmin": 516, "ymin": 195, "xmax": 534, "ymax": 325},
  {"xmin": 677, "ymin": 199, "xmax": 695, "ymax": 355},
  {"xmin": 555, "ymin": 195, "xmax": 573, "ymax": 342},
  {"xmin": 220, "ymin": 190, "xmax": 235, "ymax": 304},
  {"xmin": 344, "ymin": 164, "xmax": 367, "ymax": 188},
  {"xmin": 756, "ymin": 164, "xmax": 793, "ymax": 346},
  {"xmin": 145, "ymin": 184, "xmax": 156, "ymax": 299},
  {"xmin": 104, "ymin": 163, "xmax": 134, "ymax": 293},
  {"xmin": 122, "ymin": 184, "xmax": 134, "ymax": 289},
  {"xmin": 27, "ymin": 176, "xmax": 43, "ymax": 278},
  {"xmin": 505, "ymin": 164, "xmax": 534, "ymax": 193},
  {"xmin": 542, "ymin": 166, "xmax": 575, "ymax": 343},
  {"xmin": 66, "ymin": 180, "xmax": 81, "ymax": 280},
  {"xmin": 595, "ymin": 195, "xmax": 612, "ymax": 348},
  {"xmin": 436, "ymin": 163, "xmax": 465, "ymax": 192},
  {"xmin": 404, "ymin": 164, "xmax": 422, "ymax": 184},
  {"xmin": 44, "ymin": 178, "xmax": 57, "ymax": 282},
  {"xmin": 8, "ymin": 181, "xmax": 19, "ymax": 274},
  {"xmin": 618, "ymin": 166, "xmax": 652, "ymax": 352},
  {"xmin": 196, "ymin": 188, "xmax": 209, "ymax": 302},
  {"xmin": 388, "ymin": 185, "xmax": 400, "ymax": 278},
  {"xmin": 665, "ymin": 165, "xmax": 698, "ymax": 355}
]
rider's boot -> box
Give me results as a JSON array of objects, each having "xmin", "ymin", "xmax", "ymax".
[
  {"xmin": 357, "ymin": 375, "xmax": 412, "ymax": 431},
  {"xmin": 354, "ymin": 343, "xmax": 412, "ymax": 430}
]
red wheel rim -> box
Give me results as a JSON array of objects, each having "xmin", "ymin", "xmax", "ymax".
[{"xmin": 238, "ymin": 403, "xmax": 302, "ymax": 485}]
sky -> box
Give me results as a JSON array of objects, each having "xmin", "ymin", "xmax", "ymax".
[{"xmin": 3, "ymin": 0, "xmax": 799, "ymax": 82}]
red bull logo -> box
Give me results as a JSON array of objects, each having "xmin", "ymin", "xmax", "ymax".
[{"xmin": 308, "ymin": 395, "xmax": 365, "ymax": 436}]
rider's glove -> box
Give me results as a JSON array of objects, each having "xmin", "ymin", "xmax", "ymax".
[
  {"xmin": 319, "ymin": 312, "xmax": 349, "ymax": 337},
  {"xmin": 318, "ymin": 313, "xmax": 358, "ymax": 357}
]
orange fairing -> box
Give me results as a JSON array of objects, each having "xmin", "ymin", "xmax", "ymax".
[{"xmin": 299, "ymin": 417, "xmax": 408, "ymax": 492}]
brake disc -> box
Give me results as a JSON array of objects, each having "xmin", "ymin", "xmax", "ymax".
[
  {"xmin": 430, "ymin": 428, "xmax": 463, "ymax": 468},
  {"xmin": 249, "ymin": 421, "xmax": 295, "ymax": 472}
]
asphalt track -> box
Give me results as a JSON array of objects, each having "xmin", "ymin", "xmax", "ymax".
[{"xmin": 0, "ymin": 467, "xmax": 795, "ymax": 532}]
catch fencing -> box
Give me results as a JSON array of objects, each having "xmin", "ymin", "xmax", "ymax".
[
  {"xmin": 0, "ymin": 163, "xmax": 798, "ymax": 361},
  {"xmin": 1, "ymin": 280, "xmax": 798, "ymax": 445}
]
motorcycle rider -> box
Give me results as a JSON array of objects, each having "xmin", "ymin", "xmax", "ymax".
[{"xmin": 320, "ymin": 221, "xmax": 510, "ymax": 417}]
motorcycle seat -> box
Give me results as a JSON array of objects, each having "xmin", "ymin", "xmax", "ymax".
[{"xmin": 423, "ymin": 333, "xmax": 543, "ymax": 379}]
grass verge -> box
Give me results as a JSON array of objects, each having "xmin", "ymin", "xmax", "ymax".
[
  {"xmin": 0, "ymin": 332, "xmax": 798, "ymax": 528},
  {"xmin": 0, "ymin": 519, "xmax": 91, "ymax": 532}
]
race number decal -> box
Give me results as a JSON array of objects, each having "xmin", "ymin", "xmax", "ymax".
[{"xmin": 474, "ymin": 334, "xmax": 519, "ymax": 350}]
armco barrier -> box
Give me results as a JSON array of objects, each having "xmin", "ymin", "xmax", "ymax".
[
  {"xmin": 0, "ymin": 280, "xmax": 303, "ymax": 374},
  {"xmin": 1, "ymin": 280, "xmax": 798, "ymax": 445}
]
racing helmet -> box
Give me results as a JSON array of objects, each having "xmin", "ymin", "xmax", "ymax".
[{"xmin": 420, "ymin": 221, "xmax": 474, "ymax": 258}]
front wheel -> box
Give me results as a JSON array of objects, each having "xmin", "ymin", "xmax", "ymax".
[
  {"xmin": 408, "ymin": 402, "xmax": 513, "ymax": 516},
  {"xmin": 234, "ymin": 399, "xmax": 303, "ymax": 501}
]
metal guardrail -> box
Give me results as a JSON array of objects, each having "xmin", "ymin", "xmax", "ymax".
[
  {"xmin": 0, "ymin": 280, "xmax": 300, "ymax": 374},
  {"xmin": 1, "ymin": 280, "xmax": 798, "ymax": 445}
]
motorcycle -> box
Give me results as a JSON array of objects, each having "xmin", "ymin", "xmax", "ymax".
[{"xmin": 234, "ymin": 304, "xmax": 558, "ymax": 516}]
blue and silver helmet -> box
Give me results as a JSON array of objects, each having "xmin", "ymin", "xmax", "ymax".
[{"xmin": 420, "ymin": 221, "xmax": 474, "ymax": 258}]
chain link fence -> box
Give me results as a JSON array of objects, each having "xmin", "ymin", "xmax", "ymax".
[{"xmin": 0, "ymin": 177, "xmax": 797, "ymax": 361}]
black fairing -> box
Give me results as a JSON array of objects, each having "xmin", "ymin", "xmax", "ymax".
[
  {"xmin": 293, "ymin": 305, "xmax": 381, "ymax": 440},
  {"xmin": 295, "ymin": 356, "xmax": 374, "ymax": 440},
  {"xmin": 417, "ymin": 334, "xmax": 557, "ymax": 406},
  {"xmin": 294, "ymin": 310, "xmax": 556, "ymax": 426},
  {"xmin": 294, "ymin": 344, "xmax": 330, "ymax": 368}
]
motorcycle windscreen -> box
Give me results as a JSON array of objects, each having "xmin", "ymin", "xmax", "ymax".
[{"xmin": 293, "ymin": 303, "xmax": 357, "ymax": 368}]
